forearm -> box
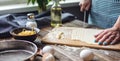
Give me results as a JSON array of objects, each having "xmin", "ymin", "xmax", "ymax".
[{"xmin": 113, "ymin": 16, "xmax": 120, "ymax": 30}]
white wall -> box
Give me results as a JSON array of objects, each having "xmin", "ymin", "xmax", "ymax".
[{"xmin": 0, "ymin": 0, "xmax": 27, "ymax": 6}]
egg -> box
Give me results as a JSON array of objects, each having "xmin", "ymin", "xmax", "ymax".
[
  {"xmin": 42, "ymin": 53, "xmax": 55, "ymax": 61},
  {"xmin": 42, "ymin": 46, "xmax": 54, "ymax": 54},
  {"xmin": 79, "ymin": 49, "xmax": 94, "ymax": 61}
]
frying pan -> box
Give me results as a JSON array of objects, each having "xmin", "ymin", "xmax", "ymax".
[{"xmin": 0, "ymin": 40, "xmax": 37, "ymax": 61}]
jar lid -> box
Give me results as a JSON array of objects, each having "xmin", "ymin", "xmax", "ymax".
[{"xmin": 27, "ymin": 13, "xmax": 35, "ymax": 19}]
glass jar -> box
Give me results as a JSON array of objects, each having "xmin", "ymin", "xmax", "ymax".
[
  {"xmin": 26, "ymin": 13, "xmax": 37, "ymax": 28},
  {"xmin": 51, "ymin": 0, "xmax": 62, "ymax": 27}
]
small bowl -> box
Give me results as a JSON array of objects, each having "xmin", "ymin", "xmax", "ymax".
[{"xmin": 10, "ymin": 27, "xmax": 39, "ymax": 42}]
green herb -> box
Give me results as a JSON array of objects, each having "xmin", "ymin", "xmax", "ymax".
[
  {"xmin": 27, "ymin": 0, "xmax": 51, "ymax": 11},
  {"xmin": 27, "ymin": 0, "xmax": 65, "ymax": 12}
]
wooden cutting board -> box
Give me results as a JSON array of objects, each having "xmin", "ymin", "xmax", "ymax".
[{"xmin": 42, "ymin": 27, "xmax": 120, "ymax": 50}]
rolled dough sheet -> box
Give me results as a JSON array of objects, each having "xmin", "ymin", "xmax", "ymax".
[{"xmin": 71, "ymin": 28, "xmax": 102, "ymax": 44}]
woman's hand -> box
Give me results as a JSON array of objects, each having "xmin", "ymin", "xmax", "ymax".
[
  {"xmin": 79, "ymin": 0, "xmax": 91, "ymax": 12},
  {"xmin": 94, "ymin": 27, "xmax": 120, "ymax": 45},
  {"xmin": 95, "ymin": 16, "xmax": 120, "ymax": 45}
]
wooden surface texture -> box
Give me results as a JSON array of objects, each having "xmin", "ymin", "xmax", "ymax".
[{"xmin": 42, "ymin": 27, "xmax": 120, "ymax": 50}]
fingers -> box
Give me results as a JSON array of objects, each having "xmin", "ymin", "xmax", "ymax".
[
  {"xmin": 80, "ymin": 3, "xmax": 87, "ymax": 12},
  {"xmin": 94, "ymin": 28, "xmax": 120, "ymax": 45},
  {"xmin": 95, "ymin": 30, "xmax": 110, "ymax": 42},
  {"xmin": 79, "ymin": 0, "xmax": 91, "ymax": 12},
  {"xmin": 95, "ymin": 32, "xmax": 120, "ymax": 45},
  {"xmin": 85, "ymin": 3, "xmax": 90, "ymax": 11},
  {"xmin": 94, "ymin": 31, "xmax": 104, "ymax": 37},
  {"xmin": 96, "ymin": 32, "xmax": 112, "ymax": 45},
  {"xmin": 103, "ymin": 35, "xmax": 115, "ymax": 45},
  {"xmin": 110, "ymin": 33, "xmax": 120, "ymax": 45},
  {"xmin": 97, "ymin": 32, "xmax": 113, "ymax": 45}
]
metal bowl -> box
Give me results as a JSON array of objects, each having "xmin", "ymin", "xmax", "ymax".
[{"xmin": 0, "ymin": 40, "xmax": 37, "ymax": 61}]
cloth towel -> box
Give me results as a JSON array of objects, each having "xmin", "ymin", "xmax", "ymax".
[{"xmin": 0, "ymin": 10, "xmax": 76, "ymax": 38}]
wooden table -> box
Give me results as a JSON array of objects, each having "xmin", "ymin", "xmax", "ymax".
[
  {"xmin": 38, "ymin": 20, "xmax": 120, "ymax": 61},
  {"xmin": 1, "ymin": 20, "xmax": 120, "ymax": 61}
]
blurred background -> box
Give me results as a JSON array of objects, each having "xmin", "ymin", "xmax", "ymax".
[{"xmin": 0, "ymin": 0, "xmax": 84, "ymax": 21}]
